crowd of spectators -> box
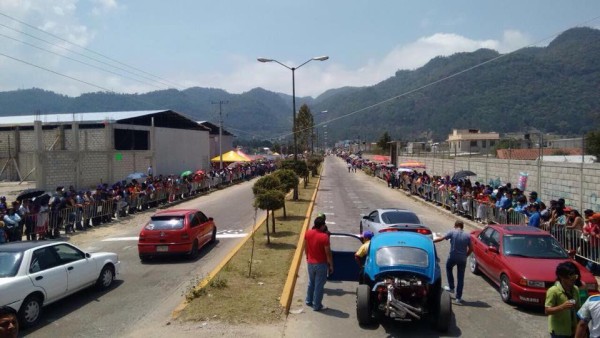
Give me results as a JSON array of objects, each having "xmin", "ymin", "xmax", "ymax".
[
  {"xmin": 340, "ymin": 153, "xmax": 600, "ymax": 273},
  {"xmin": 0, "ymin": 161, "xmax": 276, "ymax": 244}
]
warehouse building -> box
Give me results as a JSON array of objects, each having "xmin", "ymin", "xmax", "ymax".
[{"xmin": 0, "ymin": 110, "xmax": 210, "ymax": 190}]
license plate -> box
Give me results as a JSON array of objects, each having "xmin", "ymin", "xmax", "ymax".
[{"xmin": 156, "ymin": 246, "xmax": 169, "ymax": 252}]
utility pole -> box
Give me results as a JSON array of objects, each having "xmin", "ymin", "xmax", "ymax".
[{"xmin": 211, "ymin": 100, "xmax": 229, "ymax": 170}]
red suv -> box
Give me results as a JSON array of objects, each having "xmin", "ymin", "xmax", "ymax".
[{"xmin": 138, "ymin": 209, "xmax": 217, "ymax": 261}]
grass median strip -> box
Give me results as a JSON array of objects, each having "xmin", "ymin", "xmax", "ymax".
[{"xmin": 177, "ymin": 177, "xmax": 319, "ymax": 324}]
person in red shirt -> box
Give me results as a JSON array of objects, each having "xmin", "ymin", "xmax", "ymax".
[{"xmin": 304, "ymin": 216, "xmax": 333, "ymax": 311}]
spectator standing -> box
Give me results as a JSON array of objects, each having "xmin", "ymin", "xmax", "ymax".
[
  {"xmin": 0, "ymin": 221, "xmax": 5, "ymax": 244},
  {"xmin": 147, "ymin": 165, "xmax": 153, "ymax": 177},
  {"xmin": 433, "ymin": 220, "xmax": 473, "ymax": 304},
  {"xmin": 528, "ymin": 203, "xmax": 542, "ymax": 228},
  {"xmin": 3, "ymin": 208, "xmax": 21, "ymax": 242},
  {"xmin": 575, "ymin": 294, "xmax": 600, "ymax": 338},
  {"xmin": 545, "ymin": 261, "xmax": 581, "ymax": 338},
  {"xmin": 304, "ymin": 216, "xmax": 333, "ymax": 312}
]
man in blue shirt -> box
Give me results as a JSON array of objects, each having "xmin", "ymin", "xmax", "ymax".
[
  {"xmin": 434, "ymin": 220, "xmax": 473, "ymax": 304},
  {"xmin": 500, "ymin": 191, "xmax": 513, "ymax": 210},
  {"xmin": 528, "ymin": 203, "xmax": 541, "ymax": 228}
]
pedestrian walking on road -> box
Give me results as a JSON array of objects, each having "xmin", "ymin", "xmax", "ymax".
[
  {"xmin": 433, "ymin": 220, "xmax": 473, "ymax": 304},
  {"xmin": 545, "ymin": 261, "xmax": 581, "ymax": 338},
  {"xmin": 305, "ymin": 216, "xmax": 333, "ymax": 311}
]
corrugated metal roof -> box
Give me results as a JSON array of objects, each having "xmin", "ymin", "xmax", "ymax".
[{"xmin": 0, "ymin": 110, "xmax": 169, "ymax": 126}]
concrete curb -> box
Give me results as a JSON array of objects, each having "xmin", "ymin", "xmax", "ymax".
[{"xmin": 279, "ymin": 173, "xmax": 322, "ymax": 314}]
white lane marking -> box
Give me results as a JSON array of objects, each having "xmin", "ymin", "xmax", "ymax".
[
  {"xmin": 325, "ymin": 221, "xmax": 336, "ymax": 225},
  {"xmin": 102, "ymin": 233, "xmax": 247, "ymax": 242},
  {"xmin": 102, "ymin": 237, "xmax": 139, "ymax": 242},
  {"xmin": 218, "ymin": 234, "xmax": 247, "ymax": 238},
  {"xmin": 323, "ymin": 212, "xmax": 335, "ymax": 216}
]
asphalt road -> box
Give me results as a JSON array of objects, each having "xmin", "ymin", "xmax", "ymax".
[
  {"xmin": 21, "ymin": 179, "xmax": 265, "ymax": 338},
  {"xmin": 284, "ymin": 156, "xmax": 548, "ymax": 338}
]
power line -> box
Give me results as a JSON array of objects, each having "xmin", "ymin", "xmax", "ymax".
[
  {"xmin": 277, "ymin": 16, "xmax": 600, "ymax": 140},
  {"xmin": 0, "ymin": 10, "xmax": 185, "ymax": 89},
  {"xmin": 0, "ymin": 32, "xmax": 163, "ymax": 89},
  {"xmin": 0, "ymin": 22, "xmax": 173, "ymax": 89},
  {"xmin": 0, "ymin": 51, "xmax": 112, "ymax": 92}
]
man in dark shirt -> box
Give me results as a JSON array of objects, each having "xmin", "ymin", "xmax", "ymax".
[{"xmin": 434, "ymin": 220, "xmax": 473, "ymax": 304}]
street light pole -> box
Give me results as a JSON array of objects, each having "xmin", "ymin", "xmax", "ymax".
[
  {"xmin": 257, "ymin": 56, "xmax": 329, "ymax": 161},
  {"xmin": 211, "ymin": 100, "xmax": 229, "ymax": 170}
]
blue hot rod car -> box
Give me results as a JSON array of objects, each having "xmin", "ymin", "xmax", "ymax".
[{"xmin": 328, "ymin": 231, "xmax": 452, "ymax": 332}]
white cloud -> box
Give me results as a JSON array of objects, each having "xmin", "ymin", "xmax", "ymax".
[{"xmin": 92, "ymin": 0, "xmax": 119, "ymax": 15}]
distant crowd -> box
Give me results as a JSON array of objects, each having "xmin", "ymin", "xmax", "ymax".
[
  {"xmin": 0, "ymin": 161, "xmax": 276, "ymax": 244},
  {"xmin": 340, "ymin": 153, "xmax": 600, "ymax": 273}
]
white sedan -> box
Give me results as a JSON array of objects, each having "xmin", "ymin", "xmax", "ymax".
[{"xmin": 0, "ymin": 241, "xmax": 120, "ymax": 327}]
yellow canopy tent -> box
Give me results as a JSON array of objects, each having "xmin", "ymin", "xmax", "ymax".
[{"xmin": 211, "ymin": 150, "xmax": 251, "ymax": 162}]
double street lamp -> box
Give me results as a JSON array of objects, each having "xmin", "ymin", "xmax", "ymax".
[{"xmin": 257, "ymin": 56, "xmax": 329, "ymax": 161}]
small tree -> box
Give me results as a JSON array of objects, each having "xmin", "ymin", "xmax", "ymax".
[
  {"xmin": 585, "ymin": 130, "xmax": 600, "ymax": 162},
  {"xmin": 272, "ymin": 169, "xmax": 298, "ymax": 218},
  {"xmin": 377, "ymin": 131, "xmax": 392, "ymax": 153},
  {"xmin": 279, "ymin": 159, "xmax": 309, "ymax": 199},
  {"xmin": 253, "ymin": 190, "xmax": 285, "ymax": 240},
  {"xmin": 306, "ymin": 154, "xmax": 324, "ymax": 177},
  {"xmin": 252, "ymin": 175, "xmax": 282, "ymax": 195}
]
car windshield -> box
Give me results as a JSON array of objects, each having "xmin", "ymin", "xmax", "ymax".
[
  {"xmin": 502, "ymin": 234, "xmax": 568, "ymax": 259},
  {"xmin": 376, "ymin": 246, "xmax": 429, "ymax": 268},
  {"xmin": 146, "ymin": 216, "xmax": 185, "ymax": 230},
  {"xmin": 0, "ymin": 251, "xmax": 23, "ymax": 277},
  {"xmin": 381, "ymin": 211, "xmax": 420, "ymax": 224}
]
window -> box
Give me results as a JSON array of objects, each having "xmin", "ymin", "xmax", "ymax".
[
  {"xmin": 114, "ymin": 129, "xmax": 149, "ymax": 150},
  {"xmin": 381, "ymin": 211, "xmax": 420, "ymax": 224},
  {"xmin": 489, "ymin": 140, "xmax": 496, "ymax": 147},
  {"xmin": 0, "ymin": 252, "xmax": 23, "ymax": 277},
  {"xmin": 470, "ymin": 140, "xmax": 478, "ymax": 147},
  {"xmin": 376, "ymin": 246, "xmax": 428, "ymax": 268},
  {"xmin": 30, "ymin": 247, "xmax": 61, "ymax": 273},
  {"xmin": 197, "ymin": 212, "xmax": 209, "ymax": 223},
  {"xmin": 147, "ymin": 216, "xmax": 184, "ymax": 230},
  {"xmin": 189, "ymin": 214, "xmax": 200, "ymax": 228},
  {"xmin": 490, "ymin": 231, "xmax": 501, "ymax": 248},
  {"xmin": 368, "ymin": 211, "xmax": 379, "ymax": 222},
  {"xmin": 53, "ymin": 244, "xmax": 85, "ymax": 263},
  {"xmin": 479, "ymin": 227, "xmax": 494, "ymax": 245}
]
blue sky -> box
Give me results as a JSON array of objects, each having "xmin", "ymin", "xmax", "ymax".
[{"xmin": 0, "ymin": 0, "xmax": 599, "ymax": 98}]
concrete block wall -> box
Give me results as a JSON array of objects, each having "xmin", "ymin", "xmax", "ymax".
[
  {"xmin": 79, "ymin": 152, "xmax": 109, "ymax": 189},
  {"xmin": 399, "ymin": 155, "xmax": 600, "ymax": 212},
  {"xmin": 112, "ymin": 151, "xmax": 151, "ymax": 183},
  {"xmin": 45, "ymin": 152, "xmax": 76, "ymax": 189},
  {"xmin": 19, "ymin": 131, "xmax": 35, "ymax": 151},
  {"xmin": 82, "ymin": 129, "xmax": 106, "ymax": 151}
]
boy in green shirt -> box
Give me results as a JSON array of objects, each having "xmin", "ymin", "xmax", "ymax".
[{"xmin": 545, "ymin": 261, "xmax": 581, "ymax": 338}]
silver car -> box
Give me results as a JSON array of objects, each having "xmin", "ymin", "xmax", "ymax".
[{"xmin": 360, "ymin": 208, "xmax": 432, "ymax": 238}]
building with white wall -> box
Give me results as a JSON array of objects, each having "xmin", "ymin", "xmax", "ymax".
[
  {"xmin": 197, "ymin": 121, "xmax": 235, "ymax": 160},
  {"xmin": 447, "ymin": 129, "xmax": 500, "ymax": 155},
  {"xmin": 0, "ymin": 110, "xmax": 210, "ymax": 190}
]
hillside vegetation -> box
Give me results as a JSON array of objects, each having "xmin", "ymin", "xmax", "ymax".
[{"xmin": 1, "ymin": 27, "xmax": 599, "ymax": 142}]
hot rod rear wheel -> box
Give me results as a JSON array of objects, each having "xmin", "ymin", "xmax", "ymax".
[
  {"xmin": 436, "ymin": 290, "xmax": 452, "ymax": 332},
  {"xmin": 356, "ymin": 284, "xmax": 373, "ymax": 325}
]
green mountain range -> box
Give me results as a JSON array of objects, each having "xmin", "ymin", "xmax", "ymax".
[{"xmin": 1, "ymin": 27, "xmax": 599, "ymax": 143}]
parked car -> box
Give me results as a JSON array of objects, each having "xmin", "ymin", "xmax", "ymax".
[
  {"xmin": 469, "ymin": 225, "xmax": 598, "ymax": 305},
  {"xmin": 0, "ymin": 241, "xmax": 120, "ymax": 327},
  {"xmin": 138, "ymin": 209, "xmax": 217, "ymax": 261},
  {"xmin": 328, "ymin": 232, "xmax": 452, "ymax": 332},
  {"xmin": 360, "ymin": 208, "xmax": 432, "ymax": 238}
]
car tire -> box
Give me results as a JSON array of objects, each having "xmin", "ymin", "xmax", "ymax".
[
  {"xmin": 139, "ymin": 254, "xmax": 149, "ymax": 263},
  {"xmin": 96, "ymin": 265, "xmax": 115, "ymax": 291},
  {"xmin": 356, "ymin": 284, "xmax": 373, "ymax": 325},
  {"xmin": 500, "ymin": 274, "xmax": 512, "ymax": 304},
  {"xmin": 189, "ymin": 240, "xmax": 199, "ymax": 259},
  {"xmin": 469, "ymin": 254, "xmax": 481, "ymax": 275},
  {"xmin": 210, "ymin": 227, "xmax": 217, "ymax": 244},
  {"xmin": 436, "ymin": 290, "xmax": 452, "ymax": 332},
  {"xmin": 18, "ymin": 294, "xmax": 43, "ymax": 328}
]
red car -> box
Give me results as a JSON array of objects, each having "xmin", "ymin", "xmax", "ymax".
[
  {"xmin": 138, "ymin": 209, "xmax": 217, "ymax": 261},
  {"xmin": 469, "ymin": 225, "xmax": 597, "ymax": 306}
]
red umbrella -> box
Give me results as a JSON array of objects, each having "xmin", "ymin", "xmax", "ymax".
[{"xmin": 194, "ymin": 170, "xmax": 205, "ymax": 176}]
